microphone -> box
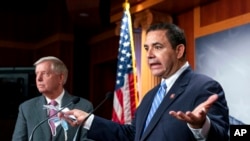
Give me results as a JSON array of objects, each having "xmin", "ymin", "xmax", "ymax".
[
  {"xmin": 73, "ymin": 92, "xmax": 113, "ymax": 141},
  {"xmin": 84, "ymin": 91, "xmax": 113, "ymax": 121},
  {"xmin": 28, "ymin": 97, "xmax": 80, "ymax": 141}
]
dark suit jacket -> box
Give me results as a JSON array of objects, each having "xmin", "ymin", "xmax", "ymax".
[
  {"xmin": 12, "ymin": 91, "xmax": 94, "ymax": 141},
  {"xmin": 87, "ymin": 67, "xmax": 229, "ymax": 141}
]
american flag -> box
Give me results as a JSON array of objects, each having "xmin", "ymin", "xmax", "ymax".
[{"xmin": 112, "ymin": 3, "xmax": 138, "ymax": 124}]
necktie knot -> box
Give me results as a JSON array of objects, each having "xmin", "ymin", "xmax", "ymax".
[
  {"xmin": 161, "ymin": 81, "xmax": 167, "ymax": 89},
  {"xmin": 49, "ymin": 100, "xmax": 58, "ymax": 106}
]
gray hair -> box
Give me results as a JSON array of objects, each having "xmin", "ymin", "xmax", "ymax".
[{"xmin": 34, "ymin": 56, "xmax": 68, "ymax": 85}]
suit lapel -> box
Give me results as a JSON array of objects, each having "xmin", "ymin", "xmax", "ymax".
[
  {"xmin": 35, "ymin": 96, "xmax": 52, "ymax": 140},
  {"xmin": 140, "ymin": 68, "xmax": 192, "ymax": 140},
  {"xmin": 61, "ymin": 91, "xmax": 75, "ymax": 110},
  {"xmin": 137, "ymin": 85, "xmax": 160, "ymax": 138}
]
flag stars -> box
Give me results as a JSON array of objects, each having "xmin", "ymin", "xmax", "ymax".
[
  {"xmin": 123, "ymin": 41, "xmax": 130, "ymax": 47},
  {"xmin": 124, "ymin": 34, "xmax": 128, "ymax": 40},
  {"xmin": 113, "ymin": 8, "xmax": 137, "ymax": 125},
  {"xmin": 120, "ymin": 32, "xmax": 123, "ymax": 37},
  {"xmin": 121, "ymin": 49, "xmax": 127, "ymax": 54},
  {"xmin": 120, "ymin": 57, "xmax": 125, "ymax": 62},
  {"xmin": 127, "ymin": 64, "xmax": 132, "ymax": 68},
  {"xmin": 126, "ymin": 52, "xmax": 131, "ymax": 57},
  {"xmin": 116, "ymin": 80, "xmax": 120, "ymax": 85},
  {"xmin": 121, "ymin": 24, "xmax": 126, "ymax": 30},
  {"xmin": 117, "ymin": 72, "xmax": 122, "ymax": 77},
  {"xmin": 118, "ymin": 64, "xmax": 123, "ymax": 69},
  {"xmin": 115, "ymin": 11, "xmax": 133, "ymax": 89}
]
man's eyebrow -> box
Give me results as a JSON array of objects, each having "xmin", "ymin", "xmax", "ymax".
[{"xmin": 152, "ymin": 42, "xmax": 162, "ymax": 46}]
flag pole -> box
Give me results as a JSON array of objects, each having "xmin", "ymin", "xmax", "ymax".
[{"xmin": 123, "ymin": 0, "xmax": 139, "ymax": 107}]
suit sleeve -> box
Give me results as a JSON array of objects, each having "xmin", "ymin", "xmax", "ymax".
[
  {"xmin": 87, "ymin": 116, "xmax": 135, "ymax": 141},
  {"xmin": 203, "ymin": 80, "xmax": 229, "ymax": 141},
  {"xmin": 12, "ymin": 105, "xmax": 28, "ymax": 141}
]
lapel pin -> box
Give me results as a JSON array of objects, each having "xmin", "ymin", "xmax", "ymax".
[{"xmin": 170, "ymin": 93, "xmax": 175, "ymax": 99}]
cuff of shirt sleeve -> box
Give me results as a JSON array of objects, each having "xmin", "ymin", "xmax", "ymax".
[
  {"xmin": 188, "ymin": 116, "xmax": 211, "ymax": 141},
  {"xmin": 83, "ymin": 114, "xmax": 94, "ymax": 130}
]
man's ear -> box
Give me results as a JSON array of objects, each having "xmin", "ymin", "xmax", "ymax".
[
  {"xmin": 59, "ymin": 73, "xmax": 65, "ymax": 85},
  {"xmin": 176, "ymin": 44, "xmax": 185, "ymax": 59}
]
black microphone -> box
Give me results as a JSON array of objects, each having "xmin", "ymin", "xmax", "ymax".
[
  {"xmin": 73, "ymin": 92, "xmax": 113, "ymax": 141},
  {"xmin": 84, "ymin": 91, "xmax": 113, "ymax": 121},
  {"xmin": 28, "ymin": 97, "xmax": 80, "ymax": 141}
]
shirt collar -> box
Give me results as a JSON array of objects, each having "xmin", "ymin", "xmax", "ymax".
[
  {"xmin": 46, "ymin": 89, "xmax": 65, "ymax": 107},
  {"xmin": 162, "ymin": 62, "xmax": 189, "ymax": 92}
]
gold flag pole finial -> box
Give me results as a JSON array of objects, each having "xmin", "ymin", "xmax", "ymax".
[{"xmin": 123, "ymin": 0, "xmax": 130, "ymax": 11}]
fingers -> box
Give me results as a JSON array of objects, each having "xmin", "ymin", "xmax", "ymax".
[
  {"xmin": 203, "ymin": 94, "xmax": 218, "ymax": 107},
  {"xmin": 169, "ymin": 94, "xmax": 218, "ymax": 121},
  {"xmin": 73, "ymin": 120, "xmax": 80, "ymax": 126},
  {"xmin": 65, "ymin": 117, "xmax": 79, "ymax": 126},
  {"xmin": 63, "ymin": 110, "xmax": 75, "ymax": 116},
  {"xmin": 200, "ymin": 94, "xmax": 218, "ymax": 114},
  {"xmin": 169, "ymin": 111, "xmax": 190, "ymax": 121},
  {"xmin": 201, "ymin": 107, "xmax": 206, "ymax": 114}
]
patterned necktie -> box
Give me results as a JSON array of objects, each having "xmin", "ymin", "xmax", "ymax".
[
  {"xmin": 49, "ymin": 100, "xmax": 58, "ymax": 136},
  {"xmin": 144, "ymin": 81, "xmax": 167, "ymax": 131}
]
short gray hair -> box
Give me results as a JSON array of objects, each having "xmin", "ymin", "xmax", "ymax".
[{"xmin": 34, "ymin": 56, "xmax": 68, "ymax": 85}]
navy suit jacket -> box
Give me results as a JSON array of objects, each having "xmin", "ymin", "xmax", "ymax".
[
  {"xmin": 87, "ymin": 67, "xmax": 229, "ymax": 141},
  {"xmin": 12, "ymin": 91, "xmax": 94, "ymax": 141}
]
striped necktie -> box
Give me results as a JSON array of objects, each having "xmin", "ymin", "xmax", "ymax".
[{"xmin": 144, "ymin": 81, "xmax": 167, "ymax": 131}]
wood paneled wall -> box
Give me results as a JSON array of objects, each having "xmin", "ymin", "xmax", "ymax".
[{"xmin": 89, "ymin": 31, "xmax": 119, "ymax": 118}]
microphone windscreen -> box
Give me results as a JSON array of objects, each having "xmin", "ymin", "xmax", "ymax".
[
  {"xmin": 72, "ymin": 97, "xmax": 80, "ymax": 104},
  {"xmin": 106, "ymin": 92, "xmax": 113, "ymax": 99}
]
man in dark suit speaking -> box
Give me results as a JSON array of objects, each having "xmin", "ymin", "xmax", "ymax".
[
  {"xmin": 12, "ymin": 56, "xmax": 94, "ymax": 141},
  {"xmin": 60, "ymin": 23, "xmax": 229, "ymax": 141}
]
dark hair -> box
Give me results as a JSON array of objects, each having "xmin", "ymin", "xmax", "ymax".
[{"xmin": 146, "ymin": 22, "xmax": 186, "ymax": 50}]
